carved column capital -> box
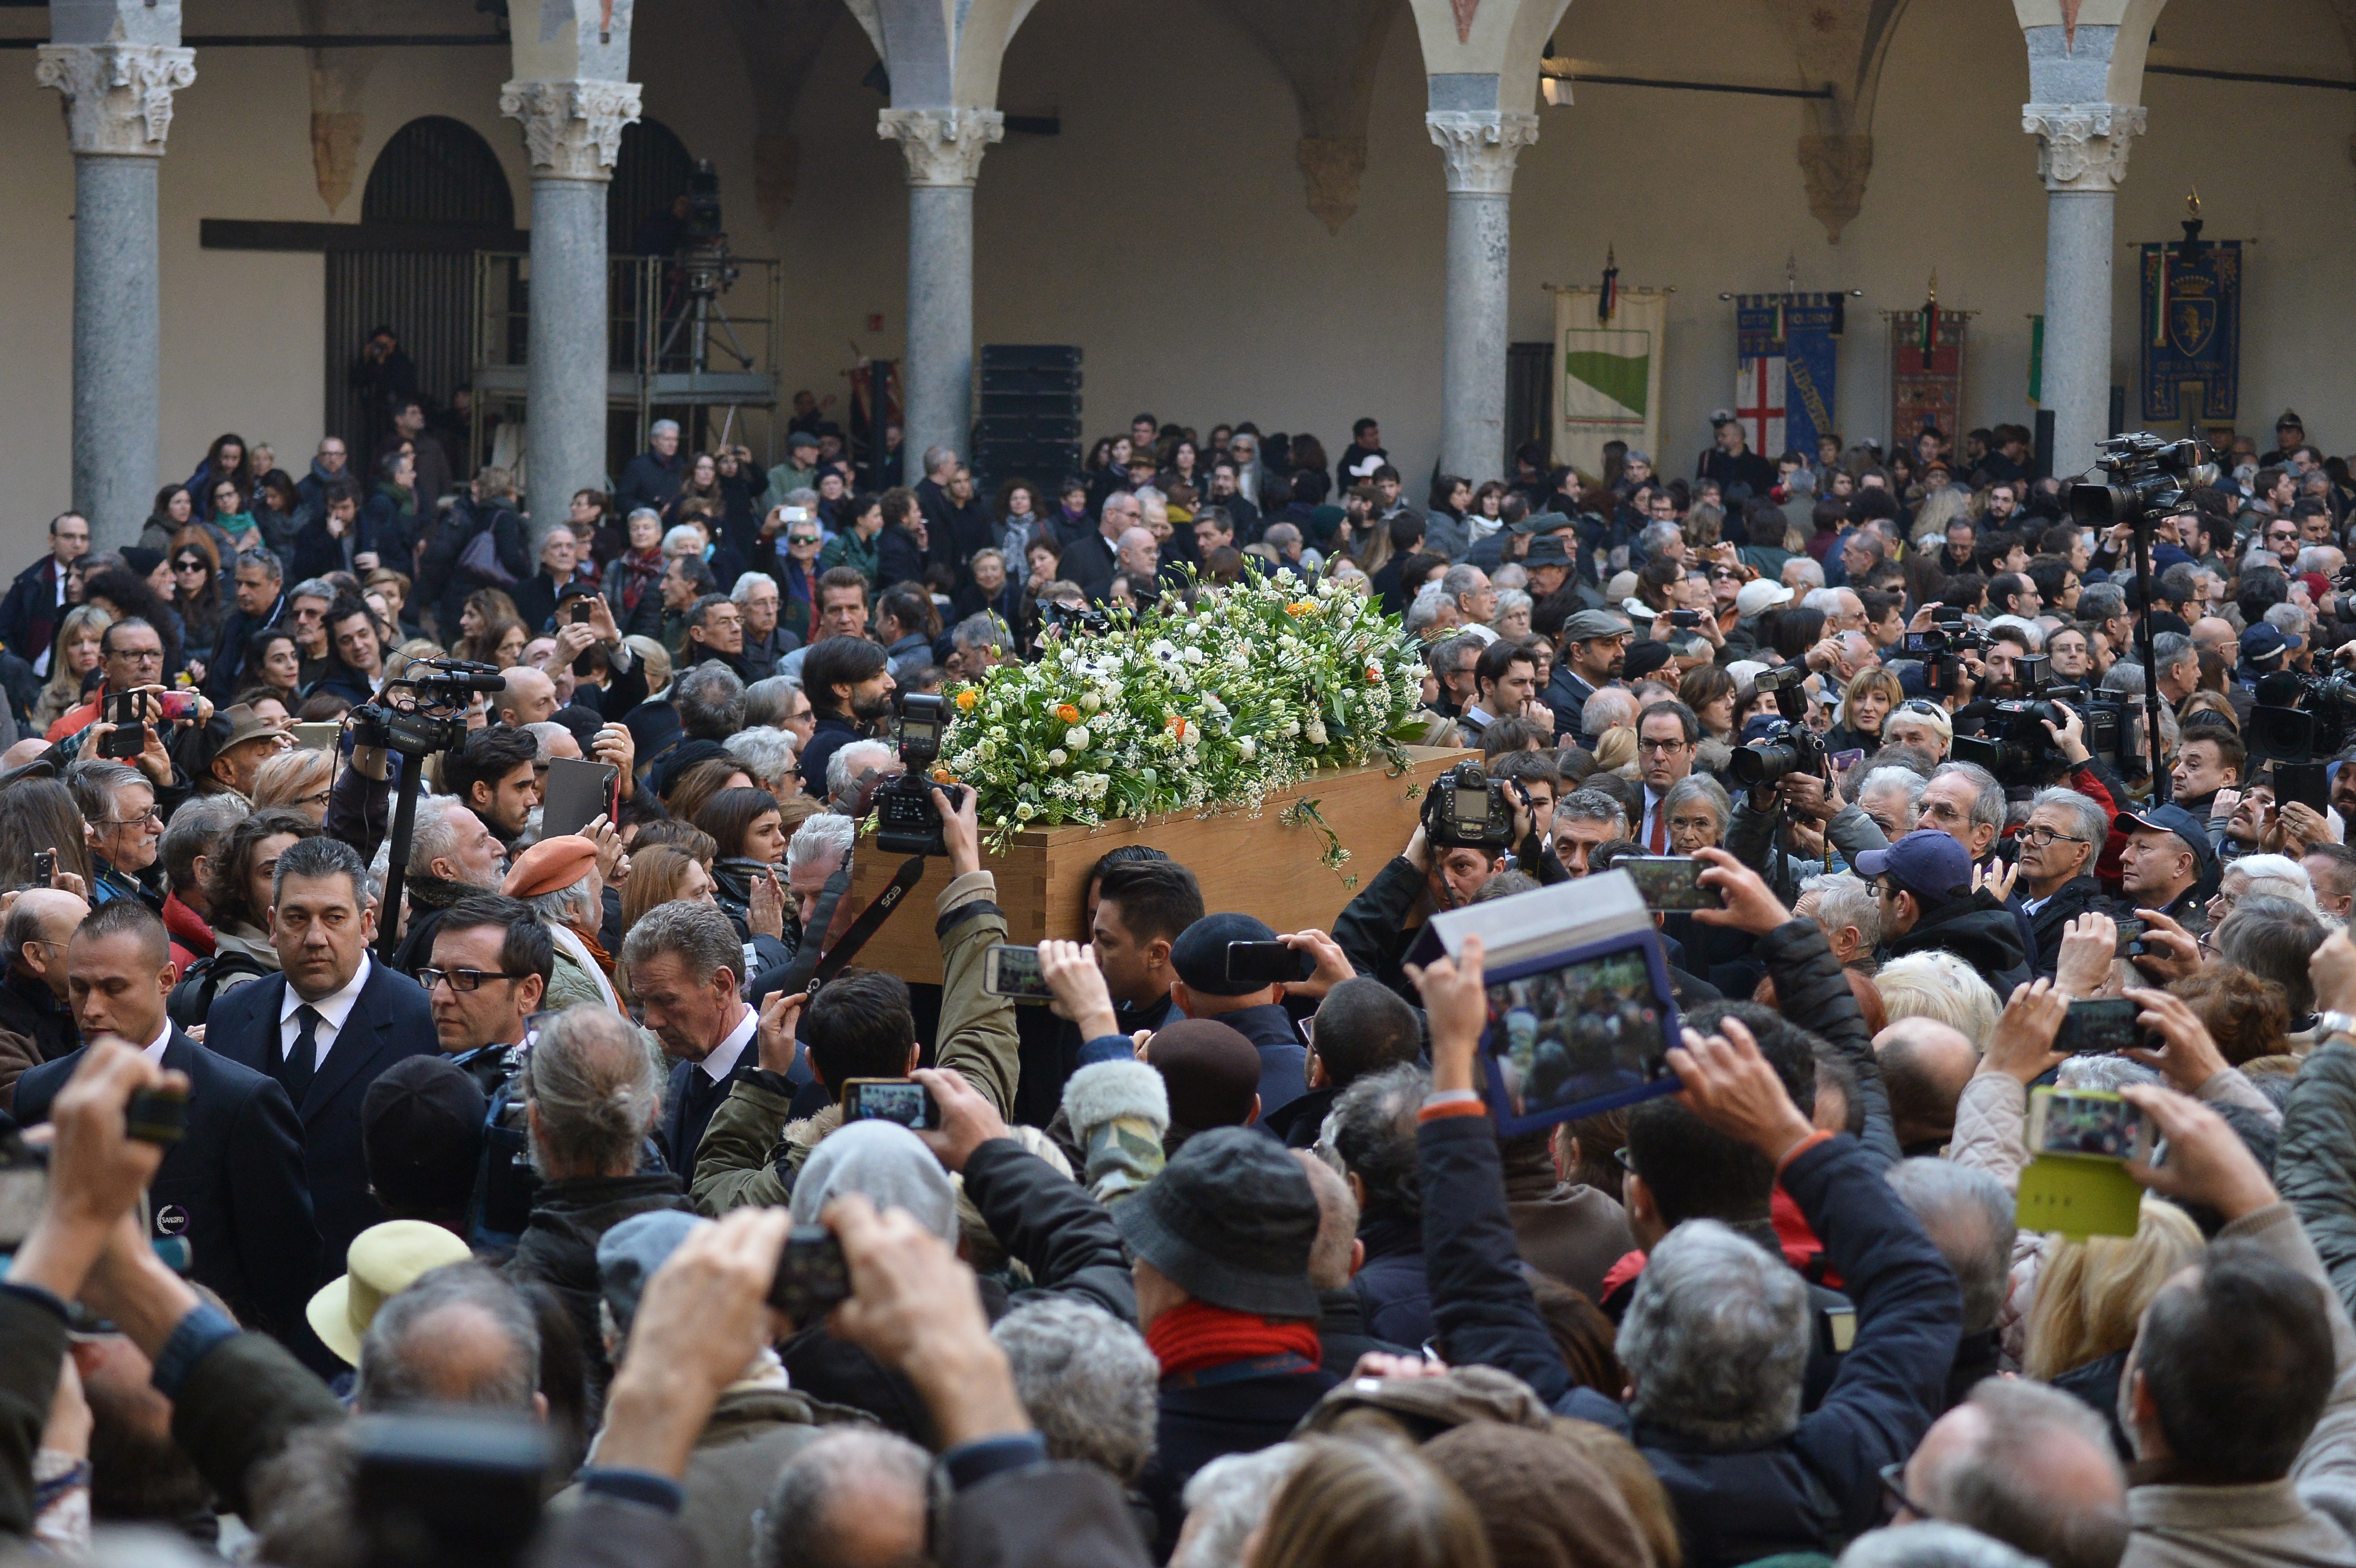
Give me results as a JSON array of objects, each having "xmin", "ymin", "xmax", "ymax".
[
  {"xmin": 500, "ymin": 77, "xmax": 642, "ymax": 180},
  {"xmin": 35, "ymin": 44, "xmax": 196, "ymax": 157},
  {"xmin": 1425, "ymin": 110, "xmax": 1539, "ymax": 195},
  {"xmin": 2022, "ymin": 102, "xmax": 2146, "ymax": 193},
  {"xmin": 876, "ymin": 108, "xmax": 1004, "ymax": 188}
]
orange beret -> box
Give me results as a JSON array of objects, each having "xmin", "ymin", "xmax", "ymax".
[{"xmin": 502, "ymin": 835, "xmax": 598, "ymax": 898}]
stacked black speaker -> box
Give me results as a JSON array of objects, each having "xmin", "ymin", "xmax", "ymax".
[{"xmin": 973, "ymin": 344, "xmax": 1081, "ymax": 491}]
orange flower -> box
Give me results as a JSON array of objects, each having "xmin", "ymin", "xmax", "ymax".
[
  {"xmin": 932, "ymin": 767, "xmax": 959, "ymax": 784},
  {"xmin": 955, "ymin": 689, "xmax": 979, "ymax": 711},
  {"xmin": 1285, "ymin": 601, "xmax": 1314, "ymax": 616},
  {"xmin": 1365, "ymin": 666, "xmax": 1382, "ymax": 683},
  {"xmin": 1166, "ymin": 714, "xmax": 1187, "ymax": 740},
  {"xmin": 1055, "ymin": 703, "xmax": 1081, "ymax": 724}
]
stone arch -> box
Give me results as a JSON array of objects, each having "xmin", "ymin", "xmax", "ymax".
[
  {"xmin": 608, "ymin": 116, "xmax": 695, "ymax": 253},
  {"xmin": 362, "ymin": 115, "xmax": 516, "ymax": 228}
]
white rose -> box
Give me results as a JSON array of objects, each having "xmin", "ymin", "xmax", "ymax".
[
  {"xmin": 1015, "ymin": 803, "xmax": 1036, "ymax": 821},
  {"xmin": 1306, "ymin": 721, "xmax": 1329, "ymax": 745},
  {"xmin": 1239, "ymin": 737, "xmax": 1257, "ymax": 761},
  {"xmin": 1068, "ymin": 726, "xmax": 1091, "ymax": 750},
  {"xmin": 1048, "ymin": 748, "xmax": 1068, "ymax": 766},
  {"xmin": 1080, "ymin": 690, "xmax": 1102, "ymax": 713}
]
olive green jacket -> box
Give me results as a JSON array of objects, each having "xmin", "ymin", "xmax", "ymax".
[{"xmin": 692, "ymin": 869, "xmax": 1018, "ymax": 1215}]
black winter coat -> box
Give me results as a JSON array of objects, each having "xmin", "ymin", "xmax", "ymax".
[
  {"xmin": 1879, "ymin": 890, "xmax": 2032, "ymax": 999},
  {"xmin": 2024, "ymin": 877, "xmax": 2112, "ymax": 981},
  {"xmin": 506, "ymin": 1171, "xmax": 694, "ymax": 1405}
]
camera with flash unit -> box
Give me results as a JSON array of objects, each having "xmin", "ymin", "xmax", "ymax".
[{"xmin": 873, "ymin": 692, "xmax": 967, "ymax": 856}]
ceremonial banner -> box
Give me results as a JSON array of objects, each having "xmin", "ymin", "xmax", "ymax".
[
  {"xmin": 1733, "ymin": 294, "xmax": 1841, "ymax": 462},
  {"xmin": 1889, "ymin": 309, "xmax": 1966, "ymax": 446},
  {"xmin": 2140, "ymin": 240, "xmax": 2240, "ymax": 423},
  {"xmin": 1554, "ymin": 285, "xmax": 1665, "ymax": 479}
]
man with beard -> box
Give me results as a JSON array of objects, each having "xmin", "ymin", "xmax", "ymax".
[
  {"xmin": 388, "ymin": 794, "xmax": 511, "ymax": 979},
  {"xmin": 1547, "ymin": 610, "xmax": 1630, "ymax": 730},
  {"xmin": 797, "ymin": 635, "xmax": 896, "ymax": 798}
]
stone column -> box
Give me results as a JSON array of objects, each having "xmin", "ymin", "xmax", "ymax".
[
  {"xmin": 1427, "ymin": 110, "xmax": 1538, "ymax": 483},
  {"xmin": 878, "ymin": 108, "xmax": 1003, "ymax": 471},
  {"xmin": 36, "ymin": 41, "xmax": 196, "ymax": 547},
  {"xmin": 501, "ymin": 77, "xmax": 640, "ymax": 535},
  {"xmin": 2024, "ymin": 103, "xmax": 2144, "ymax": 479}
]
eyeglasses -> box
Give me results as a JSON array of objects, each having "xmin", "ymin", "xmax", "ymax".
[
  {"xmin": 113, "ymin": 649, "xmax": 163, "ymax": 664},
  {"xmin": 1638, "ymin": 737, "xmax": 1691, "ymax": 754},
  {"xmin": 1611, "ymin": 1146, "xmax": 1638, "ymax": 1176},
  {"xmin": 1898, "ymin": 700, "xmax": 1945, "ymax": 718},
  {"xmin": 2018, "ymin": 824, "xmax": 2089, "ymax": 847},
  {"xmin": 1879, "ymin": 1461, "xmax": 1930, "ymax": 1521},
  {"xmin": 174, "ymin": 559, "xmax": 206, "ymax": 573},
  {"xmin": 419, "ymin": 967, "xmax": 530, "ymax": 992},
  {"xmin": 98, "ymin": 806, "xmax": 164, "ymax": 827}
]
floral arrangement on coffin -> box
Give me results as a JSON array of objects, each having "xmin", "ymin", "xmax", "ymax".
[{"xmin": 940, "ymin": 567, "xmax": 1428, "ymax": 849}]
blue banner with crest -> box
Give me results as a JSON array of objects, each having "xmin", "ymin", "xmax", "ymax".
[{"xmin": 2140, "ymin": 240, "xmax": 2240, "ymax": 423}]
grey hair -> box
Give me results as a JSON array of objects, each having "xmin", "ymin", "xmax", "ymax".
[
  {"xmin": 1859, "ymin": 764, "xmax": 1927, "ymax": 809},
  {"xmin": 2220, "ymin": 853, "xmax": 2316, "ymax": 912},
  {"xmin": 1556, "ymin": 788, "xmax": 1628, "ymax": 832},
  {"xmin": 235, "ymin": 547, "xmax": 283, "ymax": 579},
  {"xmin": 2026, "ymin": 786, "xmax": 2110, "ymax": 855},
  {"xmin": 662, "ymin": 524, "xmax": 706, "ymax": 555},
  {"xmin": 950, "ymin": 611, "xmax": 1007, "ymax": 653},
  {"xmin": 1920, "ymin": 1380, "xmax": 2130, "ymax": 1568},
  {"xmin": 626, "ymin": 505, "xmax": 663, "ymax": 526},
  {"xmin": 1885, "ymin": 1158, "xmax": 2016, "ymax": 1334},
  {"xmin": 742, "ymin": 675, "xmax": 799, "ymax": 728},
  {"xmin": 2150, "ymin": 631, "xmax": 2195, "ymax": 678},
  {"xmin": 1328, "ymin": 1064, "xmax": 1429, "ymax": 1221},
  {"xmin": 1802, "ymin": 587, "xmax": 1843, "ymax": 617},
  {"xmin": 1404, "ymin": 583, "xmax": 1450, "ymax": 636},
  {"xmin": 2265, "ymin": 601, "xmax": 2312, "ymax": 636},
  {"xmin": 1620, "ymin": 1218, "xmax": 1810, "ymax": 1445},
  {"xmin": 1837, "ymin": 1524, "xmax": 2042, "ymax": 1568},
  {"xmin": 674, "ymin": 661, "xmax": 747, "ymax": 738},
  {"xmin": 1424, "ymin": 631, "xmax": 1483, "ymax": 680},
  {"xmin": 272, "ymin": 834, "xmax": 368, "ymax": 909},
  {"xmin": 650, "ymin": 419, "xmax": 680, "ymax": 438},
  {"xmin": 785, "ymin": 813, "xmax": 856, "ymax": 879},
  {"xmin": 1931, "ymin": 761, "xmax": 2006, "ymax": 837},
  {"xmin": 730, "ymin": 571, "xmax": 777, "ymax": 603},
  {"xmin": 1583, "ymin": 686, "xmax": 1639, "ymax": 737},
  {"xmin": 524, "ymin": 1005, "xmax": 661, "ymax": 1176},
  {"xmin": 290, "ymin": 578, "xmax": 338, "ymax": 605},
  {"xmin": 826, "ymin": 739, "xmax": 896, "ymax": 803},
  {"xmin": 524, "ymin": 881, "xmax": 600, "ymax": 932},
  {"xmin": 723, "ymin": 728, "xmax": 800, "ymax": 795},
  {"xmin": 1440, "ymin": 564, "xmax": 1489, "ymax": 604},
  {"xmin": 2099, "ymin": 658, "xmax": 2145, "ymax": 694},
  {"xmin": 1174, "ymin": 1444, "xmax": 1309, "ymax": 1568},
  {"xmin": 1639, "ymin": 521, "xmax": 1683, "ymax": 556},
  {"xmin": 2076, "ymin": 583, "xmax": 2126, "ymax": 621},
  {"xmin": 523, "ymin": 721, "xmax": 573, "ymax": 762},
  {"xmin": 921, "ymin": 443, "xmax": 956, "ymax": 475},
  {"xmin": 1876, "ymin": 950, "xmax": 2004, "ymax": 1048},
  {"xmin": 2057, "ymin": 1054, "xmax": 2161, "ymax": 1092},
  {"xmin": 1662, "ymin": 774, "xmax": 1731, "ymax": 835},
  {"xmin": 1492, "ymin": 588, "xmax": 1532, "ymax": 623},
  {"xmin": 756, "ymin": 1427, "xmax": 932, "ymax": 1568},
  {"xmin": 1985, "ymin": 616, "xmax": 2044, "ymax": 652},
  {"xmin": 1799, "ymin": 871, "xmax": 1880, "ymax": 951},
  {"xmin": 990, "ymin": 1298, "xmax": 1161, "ymax": 1485},
  {"xmin": 406, "ymin": 794, "xmax": 489, "ymax": 883},
  {"xmin": 355, "ymin": 1263, "xmax": 540, "ymax": 1414},
  {"xmin": 1264, "ymin": 522, "xmax": 1302, "ymax": 552},
  {"xmin": 1784, "ymin": 556, "xmax": 1827, "ymax": 591},
  {"xmin": 618, "ymin": 897, "xmax": 742, "ymax": 987},
  {"xmin": 65, "ymin": 758, "xmax": 147, "ymax": 826}
]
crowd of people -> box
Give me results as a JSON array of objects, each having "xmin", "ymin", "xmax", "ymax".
[{"xmin": 3, "ymin": 398, "xmax": 2356, "ymax": 1568}]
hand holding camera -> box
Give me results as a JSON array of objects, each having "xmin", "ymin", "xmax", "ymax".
[
  {"xmin": 5, "ymin": 1042, "xmax": 188, "ymax": 1303},
  {"xmin": 2121, "ymin": 985, "xmax": 2231, "ymax": 1094},
  {"xmin": 1985, "ymin": 979, "xmax": 2071, "ymax": 1083},
  {"xmin": 907, "ymin": 1066, "xmax": 1008, "ymax": 1173},
  {"xmin": 1665, "ymin": 1014, "xmax": 1817, "ymax": 1166},
  {"xmin": 1686, "ymin": 846, "xmax": 1791, "ymax": 936},
  {"xmin": 1036, "ymin": 939, "xmax": 1119, "ymax": 1040},
  {"xmin": 2117, "ymin": 1084, "xmax": 2278, "ymax": 1221},
  {"xmin": 2053, "ymin": 911, "xmax": 2122, "ymax": 999},
  {"xmin": 2126, "ymin": 906, "xmax": 2202, "ymax": 982}
]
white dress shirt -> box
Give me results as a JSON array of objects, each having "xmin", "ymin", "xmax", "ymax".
[
  {"xmin": 279, "ymin": 952, "xmax": 372, "ymax": 1073},
  {"xmin": 139, "ymin": 1018, "xmax": 172, "ymax": 1064},
  {"xmin": 700, "ymin": 1002, "xmax": 757, "ymax": 1084}
]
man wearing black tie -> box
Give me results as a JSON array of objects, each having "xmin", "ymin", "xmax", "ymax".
[
  {"xmin": 621, "ymin": 898, "xmax": 761, "ymax": 1180},
  {"xmin": 12, "ymin": 900, "xmax": 320, "ymax": 1349},
  {"xmin": 204, "ymin": 835, "xmax": 436, "ymax": 1289}
]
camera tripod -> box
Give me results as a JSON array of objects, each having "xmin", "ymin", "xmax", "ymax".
[{"xmin": 655, "ymin": 238, "xmax": 753, "ymax": 376}]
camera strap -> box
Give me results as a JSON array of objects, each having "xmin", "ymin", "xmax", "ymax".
[{"xmin": 779, "ymin": 854, "xmax": 929, "ymax": 996}]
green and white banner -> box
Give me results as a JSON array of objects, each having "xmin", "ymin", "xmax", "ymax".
[{"xmin": 1555, "ymin": 284, "xmax": 1666, "ymax": 482}]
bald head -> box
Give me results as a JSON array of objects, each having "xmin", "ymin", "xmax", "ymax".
[
  {"xmin": 1904, "ymin": 1380, "xmax": 2128, "ymax": 1568},
  {"xmin": 1, "ymin": 738, "xmax": 48, "ymax": 773},
  {"xmin": 7, "ymin": 889, "xmax": 91, "ymax": 998},
  {"xmin": 1293, "ymin": 1149, "xmax": 1361, "ymax": 1290},
  {"xmin": 2190, "ymin": 616, "xmax": 2238, "ymax": 658},
  {"xmin": 1875, "ymin": 1018, "xmax": 1981, "ymax": 1155},
  {"xmin": 1118, "ymin": 527, "xmax": 1160, "ymax": 577},
  {"xmin": 500, "ymin": 666, "xmax": 557, "ymax": 728}
]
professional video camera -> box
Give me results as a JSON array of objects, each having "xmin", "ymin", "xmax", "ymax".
[
  {"xmin": 1727, "ymin": 664, "xmax": 1827, "ymax": 788},
  {"xmin": 873, "ymin": 692, "xmax": 970, "ymax": 856},
  {"xmin": 1040, "ymin": 599, "xmax": 1114, "ymax": 639},
  {"xmin": 1420, "ymin": 760, "xmax": 1518, "ymax": 851},
  {"xmin": 350, "ymin": 659, "xmax": 509, "ymax": 758},
  {"xmin": 684, "ymin": 159, "xmax": 724, "ymax": 242},
  {"xmin": 2247, "ymin": 668, "xmax": 2356, "ymax": 764},
  {"xmin": 2069, "ymin": 433, "xmax": 2218, "ymax": 528},
  {"xmin": 1951, "ymin": 653, "xmax": 2130, "ymax": 788},
  {"xmin": 1899, "ymin": 605, "xmax": 1993, "ymax": 697}
]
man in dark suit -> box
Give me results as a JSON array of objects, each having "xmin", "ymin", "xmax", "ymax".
[
  {"xmin": 204, "ymin": 834, "xmax": 436, "ymax": 1286},
  {"xmin": 13, "ymin": 901, "xmax": 320, "ymax": 1351},
  {"xmin": 1061, "ymin": 492, "xmax": 1133, "ymax": 604},
  {"xmin": 617, "ymin": 899, "xmax": 760, "ymax": 1178}
]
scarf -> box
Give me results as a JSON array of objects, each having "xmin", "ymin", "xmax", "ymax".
[
  {"xmin": 1145, "ymin": 1298, "xmax": 1321, "ymax": 1382},
  {"xmin": 618, "ymin": 547, "xmax": 664, "ymax": 612},
  {"xmin": 403, "ymin": 871, "xmax": 480, "ymax": 914},
  {"xmin": 567, "ymin": 922, "xmax": 613, "ymax": 977},
  {"xmin": 161, "ymin": 891, "xmax": 214, "ymax": 958}
]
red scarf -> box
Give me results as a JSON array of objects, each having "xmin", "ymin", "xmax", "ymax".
[
  {"xmin": 162, "ymin": 891, "xmax": 215, "ymax": 958},
  {"xmin": 619, "ymin": 547, "xmax": 664, "ymax": 612},
  {"xmin": 1145, "ymin": 1298, "xmax": 1321, "ymax": 1381}
]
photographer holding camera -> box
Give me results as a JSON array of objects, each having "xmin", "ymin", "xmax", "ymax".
[
  {"xmin": 1723, "ymin": 665, "xmax": 1891, "ymax": 903},
  {"xmin": 1332, "ymin": 761, "xmax": 1546, "ymax": 1000}
]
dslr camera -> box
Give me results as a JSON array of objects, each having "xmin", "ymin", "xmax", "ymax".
[
  {"xmin": 1727, "ymin": 664, "xmax": 1827, "ymax": 788},
  {"xmin": 1040, "ymin": 599, "xmax": 1113, "ymax": 639},
  {"xmin": 873, "ymin": 692, "xmax": 969, "ymax": 856},
  {"xmin": 1420, "ymin": 761, "xmax": 1517, "ymax": 851},
  {"xmin": 1900, "ymin": 606, "xmax": 1993, "ymax": 697}
]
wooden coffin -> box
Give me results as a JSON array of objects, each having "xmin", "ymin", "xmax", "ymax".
[{"xmin": 844, "ymin": 746, "xmax": 1462, "ymax": 985}]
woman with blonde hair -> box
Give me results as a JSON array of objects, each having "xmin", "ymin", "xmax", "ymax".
[
  {"xmin": 1593, "ymin": 726, "xmax": 1638, "ymax": 774},
  {"xmin": 1833, "ymin": 665, "xmax": 1905, "ymax": 754},
  {"xmin": 251, "ymin": 747, "xmax": 335, "ymax": 823},
  {"xmin": 2022, "ymin": 1197, "xmax": 2204, "ymax": 1382},
  {"xmin": 34, "ymin": 604, "xmax": 113, "ymax": 732}
]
